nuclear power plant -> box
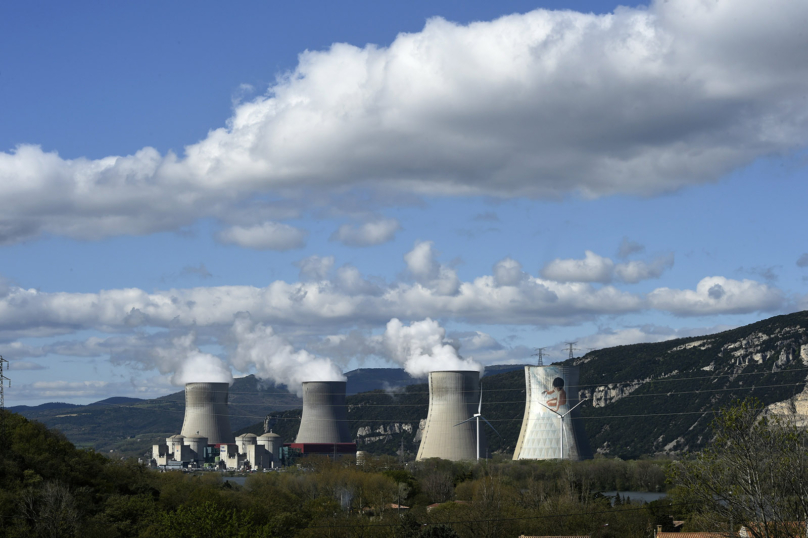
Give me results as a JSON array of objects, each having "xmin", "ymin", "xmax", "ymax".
[
  {"xmin": 151, "ymin": 379, "xmax": 357, "ymax": 470},
  {"xmin": 152, "ymin": 382, "xmax": 283, "ymax": 470},
  {"xmin": 291, "ymin": 380, "xmax": 356, "ymax": 456},
  {"xmin": 416, "ymin": 370, "xmax": 483, "ymax": 461},
  {"xmin": 512, "ymin": 365, "xmax": 592, "ymax": 461},
  {"xmin": 180, "ymin": 382, "xmax": 235, "ymax": 444},
  {"xmin": 148, "ymin": 364, "xmax": 597, "ymax": 468}
]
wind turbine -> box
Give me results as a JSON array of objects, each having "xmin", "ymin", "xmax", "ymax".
[
  {"xmin": 536, "ymin": 396, "xmax": 588, "ymax": 459},
  {"xmin": 454, "ymin": 383, "xmax": 499, "ymax": 461}
]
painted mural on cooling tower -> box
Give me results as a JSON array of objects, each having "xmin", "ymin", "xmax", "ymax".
[{"xmin": 512, "ymin": 365, "xmax": 593, "ymax": 461}]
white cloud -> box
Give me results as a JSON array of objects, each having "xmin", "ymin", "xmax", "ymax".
[
  {"xmin": 541, "ymin": 251, "xmax": 673, "ymax": 284},
  {"xmin": 333, "ymin": 265, "xmax": 383, "ymax": 296},
  {"xmin": 13, "ymin": 380, "xmax": 110, "ymax": 400},
  {"xmin": 2, "ymin": 0, "xmax": 808, "ymax": 243},
  {"xmin": 573, "ymin": 323, "xmax": 736, "ymax": 351},
  {"xmin": 0, "ymin": 265, "xmax": 781, "ymax": 340},
  {"xmin": 331, "ymin": 219, "xmax": 401, "ymax": 246},
  {"xmin": 614, "ymin": 254, "xmax": 675, "ymax": 284},
  {"xmin": 216, "ymin": 222, "xmax": 307, "ymax": 250},
  {"xmin": 648, "ymin": 276, "xmax": 785, "ymax": 316},
  {"xmin": 404, "ymin": 241, "xmax": 460, "ymax": 295},
  {"xmin": 0, "ymin": 246, "xmax": 790, "ymax": 359},
  {"xmin": 541, "ymin": 251, "xmax": 614, "ymax": 283},
  {"xmin": 493, "ymin": 257, "xmax": 528, "ymax": 287},
  {"xmin": 295, "ymin": 255, "xmax": 335, "ymax": 281}
]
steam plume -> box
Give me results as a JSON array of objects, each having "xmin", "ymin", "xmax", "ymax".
[
  {"xmin": 383, "ymin": 318, "xmax": 482, "ymax": 377},
  {"xmin": 230, "ymin": 314, "xmax": 344, "ymax": 396},
  {"xmin": 155, "ymin": 332, "xmax": 233, "ymax": 385}
]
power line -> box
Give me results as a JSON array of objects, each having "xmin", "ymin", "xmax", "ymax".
[{"xmin": 0, "ymin": 355, "xmax": 10, "ymax": 445}]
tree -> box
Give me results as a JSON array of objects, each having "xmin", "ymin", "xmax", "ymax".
[{"xmin": 671, "ymin": 398, "xmax": 808, "ymax": 538}]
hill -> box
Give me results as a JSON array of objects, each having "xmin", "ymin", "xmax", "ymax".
[
  {"xmin": 573, "ymin": 310, "xmax": 808, "ymax": 457},
  {"xmin": 239, "ymin": 311, "xmax": 808, "ymax": 459}
]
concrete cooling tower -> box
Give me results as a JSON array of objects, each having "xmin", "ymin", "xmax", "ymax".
[
  {"xmin": 416, "ymin": 370, "xmax": 483, "ymax": 462},
  {"xmin": 180, "ymin": 382, "xmax": 235, "ymax": 445},
  {"xmin": 512, "ymin": 365, "xmax": 592, "ymax": 461},
  {"xmin": 295, "ymin": 381, "xmax": 352, "ymax": 444}
]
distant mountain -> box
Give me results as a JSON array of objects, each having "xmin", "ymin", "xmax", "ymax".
[
  {"xmin": 87, "ymin": 397, "xmax": 145, "ymax": 406},
  {"xmin": 345, "ymin": 364, "xmax": 526, "ymax": 394},
  {"xmin": 9, "ymin": 402, "xmax": 80, "ymax": 413}
]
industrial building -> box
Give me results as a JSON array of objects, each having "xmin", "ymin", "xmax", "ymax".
[
  {"xmin": 151, "ymin": 382, "xmax": 282, "ymax": 470},
  {"xmin": 180, "ymin": 382, "xmax": 235, "ymax": 444},
  {"xmin": 151, "ymin": 379, "xmax": 356, "ymax": 469},
  {"xmin": 290, "ymin": 380, "xmax": 356, "ymax": 457},
  {"xmin": 512, "ymin": 365, "xmax": 592, "ymax": 460},
  {"xmin": 416, "ymin": 370, "xmax": 482, "ymax": 461}
]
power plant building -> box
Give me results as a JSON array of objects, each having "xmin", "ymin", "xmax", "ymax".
[
  {"xmin": 151, "ymin": 382, "xmax": 281, "ymax": 470},
  {"xmin": 416, "ymin": 370, "xmax": 483, "ymax": 462},
  {"xmin": 512, "ymin": 365, "xmax": 592, "ymax": 460},
  {"xmin": 180, "ymin": 382, "xmax": 235, "ymax": 444},
  {"xmin": 291, "ymin": 380, "xmax": 356, "ymax": 456}
]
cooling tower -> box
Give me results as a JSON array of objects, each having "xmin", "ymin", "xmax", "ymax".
[
  {"xmin": 416, "ymin": 370, "xmax": 483, "ymax": 462},
  {"xmin": 180, "ymin": 382, "xmax": 235, "ymax": 445},
  {"xmin": 513, "ymin": 365, "xmax": 592, "ymax": 460},
  {"xmin": 295, "ymin": 381, "xmax": 352, "ymax": 444}
]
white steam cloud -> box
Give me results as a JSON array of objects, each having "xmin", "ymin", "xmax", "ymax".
[
  {"xmin": 154, "ymin": 332, "xmax": 233, "ymax": 385},
  {"xmin": 230, "ymin": 315, "xmax": 344, "ymax": 396},
  {"xmin": 382, "ymin": 318, "xmax": 483, "ymax": 378}
]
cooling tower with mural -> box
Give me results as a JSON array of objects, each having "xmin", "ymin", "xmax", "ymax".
[{"xmin": 513, "ymin": 365, "xmax": 592, "ymax": 460}]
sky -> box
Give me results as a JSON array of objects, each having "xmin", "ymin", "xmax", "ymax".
[{"xmin": 1, "ymin": 0, "xmax": 807, "ymax": 405}]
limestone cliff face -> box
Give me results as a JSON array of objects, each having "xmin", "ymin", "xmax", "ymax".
[
  {"xmin": 765, "ymin": 384, "xmax": 808, "ymax": 428},
  {"xmin": 571, "ymin": 311, "xmax": 808, "ymax": 458},
  {"xmin": 355, "ymin": 422, "xmax": 414, "ymax": 445}
]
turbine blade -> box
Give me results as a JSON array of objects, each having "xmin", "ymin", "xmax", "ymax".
[
  {"xmin": 454, "ymin": 417, "xmax": 475, "ymax": 427},
  {"xmin": 478, "ymin": 385, "xmax": 483, "ymax": 414},
  {"xmin": 481, "ymin": 416, "xmax": 501, "ymax": 438}
]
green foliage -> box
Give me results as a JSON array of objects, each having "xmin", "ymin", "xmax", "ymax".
[
  {"xmin": 0, "ymin": 410, "xmax": 681, "ymax": 537},
  {"xmin": 153, "ymin": 501, "xmax": 256, "ymax": 538},
  {"xmin": 670, "ymin": 397, "xmax": 808, "ymax": 537}
]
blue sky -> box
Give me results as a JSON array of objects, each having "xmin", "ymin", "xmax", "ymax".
[{"xmin": 2, "ymin": 0, "xmax": 807, "ymax": 404}]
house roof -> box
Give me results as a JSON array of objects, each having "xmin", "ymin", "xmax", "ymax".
[
  {"xmin": 518, "ymin": 535, "xmax": 589, "ymax": 538},
  {"xmin": 657, "ymin": 534, "xmax": 732, "ymax": 538}
]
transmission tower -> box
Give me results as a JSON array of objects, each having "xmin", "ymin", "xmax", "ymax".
[
  {"xmin": 531, "ymin": 348, "xmax": 549, "ymax": 366},
  {"xmin": 0, "ymin": 356, "xmax": 10, "ymax": 444},
  {"xmin": 564, "ymin": 342, "xmax": 579, "ymax": 360}
]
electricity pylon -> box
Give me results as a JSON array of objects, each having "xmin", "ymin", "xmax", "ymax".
[{"xmin": 531, "ymin": 348, "xmax": 549, "ymax": 366}]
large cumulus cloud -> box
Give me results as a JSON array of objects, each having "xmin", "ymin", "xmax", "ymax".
[{"xmin": 2, "ymin": 0, "xmax": 808, "ymax": 244}]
